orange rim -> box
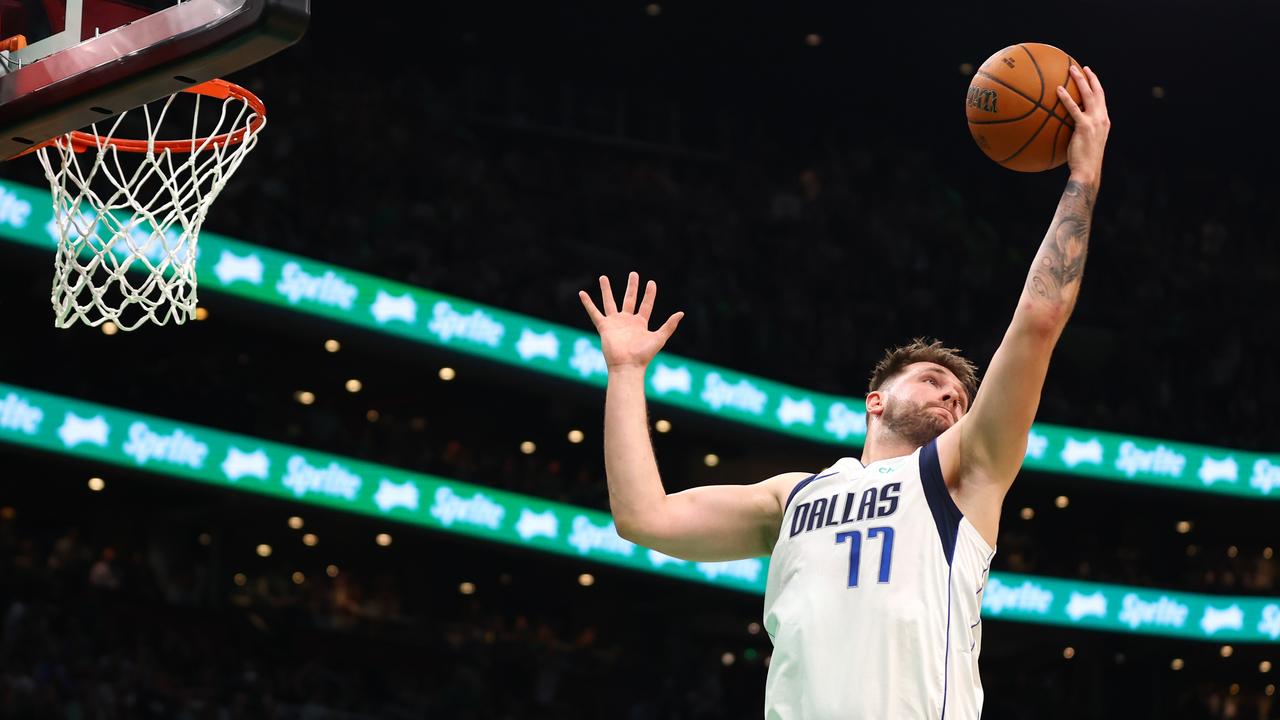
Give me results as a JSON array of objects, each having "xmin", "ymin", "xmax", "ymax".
[{"xmin": 51, "ymin": 79, "xmax": 266, "ymax": 154}]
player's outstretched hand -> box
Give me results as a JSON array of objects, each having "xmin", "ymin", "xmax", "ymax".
[
  {"xmin": 1057, "ymin": 65, "xmax": 1110, "ymax": 182},
  {"xmin": 579, "ymin": 272, "xmax": 684, "ymax": 372}
]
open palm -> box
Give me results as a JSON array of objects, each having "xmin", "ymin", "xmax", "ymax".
[{"xmin": 579, "ymin": 272, "xmax": 684, "ymax": 371}]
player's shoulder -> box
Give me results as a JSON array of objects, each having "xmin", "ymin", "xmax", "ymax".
[{"xmin": 763, "ymin": 458, "xmax": 863, "ymax": 513}]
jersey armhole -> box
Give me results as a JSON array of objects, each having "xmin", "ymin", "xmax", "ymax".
[{"xmin": 920, "ymin": 439, "xmax": 964, "ymax": 565}]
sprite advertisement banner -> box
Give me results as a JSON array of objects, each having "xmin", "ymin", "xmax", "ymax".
[
  {"xmin": 1, "ymin": 178, "xmax": 1279, "ymax": 499},
  {"xmin": 1, "ymin": 381, "xmax": 1279, "ymax": 643}
]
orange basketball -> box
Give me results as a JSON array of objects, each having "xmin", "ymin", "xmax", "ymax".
[{"xmin": 966, "ymin": 43, "xmax": 1083, "ymax": 172}]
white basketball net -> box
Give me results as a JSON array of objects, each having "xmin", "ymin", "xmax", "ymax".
[{"xmin": 36, "ymin": 89, "xmax": 263, "ymax": 330}]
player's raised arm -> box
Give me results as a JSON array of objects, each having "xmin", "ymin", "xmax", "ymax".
[
  {"xmin": 579, "ymin": 272, "xmax": 803, "ymax": 561},
  {"xmin": 942, "ymin": 66, "xmax": 1111, "ymax": 540}
]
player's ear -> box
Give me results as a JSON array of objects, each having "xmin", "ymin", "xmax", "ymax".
[{"xmin": 866, "ymin": 391, "xmax": 886, "ymax": 418}]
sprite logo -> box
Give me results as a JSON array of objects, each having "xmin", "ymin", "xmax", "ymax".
[
  {"xmin": 0, "ymin": 392, "xmax": 44, "ymax": 435},
  {"xmin": 1115, "ymin": 441, "xmax": 1186, "ymax": 479},
  {"xmin": 0, "ymin": 185, "xmax": 32, "ymax": 229},
  {"xmin": 276, "ymin": 262, "xmax": 358, "ymax": 309},
  {"xmin": 700, "ymin": 373, "xmax": 767, "ymax": 415},
  {"xmin": 427, "ymin": 301, "xmax": 504, "ymax": 346},
  {"xmin": 122, "ymin": 421, "xmax": 208, "ymax": 469},
  {"xmin": 281, "ymin": 456, "xmax": 362, "ymax": 500},
  {"xmin": 982, "ymin": 578, "xmax": 1053, "ymax": 615},
  {"xmin": 1117, "ymin": 593, "xmax": 1188, "ymax": 630},
  {"xmin": 430, "ymin": 487, "xmax": 505, "ymax": 529}
]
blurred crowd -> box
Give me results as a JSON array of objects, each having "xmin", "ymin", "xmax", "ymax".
[{"xmin": 0, "ymin": 503, "xmax": 765, "ymax": 719}]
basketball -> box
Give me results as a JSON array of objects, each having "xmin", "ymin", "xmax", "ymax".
[{"xmin": 966, "ymin": 43, "xmax": 1083, "ymax": 172}]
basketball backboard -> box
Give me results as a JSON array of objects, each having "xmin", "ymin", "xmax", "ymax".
[{"xmin": 0, "ymin": 0, "xmax": 309, "ymax": 160}]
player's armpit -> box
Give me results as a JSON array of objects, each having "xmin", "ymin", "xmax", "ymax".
[{"xmin": 617, "ymin": 472, "xmax": 812, "ymax": 562}]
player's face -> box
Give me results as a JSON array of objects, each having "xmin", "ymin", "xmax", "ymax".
[{"xmin": 880, "ymin": 363, "xmax": 970, "ymax": 445}]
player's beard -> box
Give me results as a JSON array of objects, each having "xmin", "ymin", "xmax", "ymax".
[{"xmin": 880, "ymin": 395, "xmax": 951, "ymax": 449}]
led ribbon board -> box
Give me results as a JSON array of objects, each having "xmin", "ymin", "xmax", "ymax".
[
  {"xmin": 1, "ymin": 382, "xmax": 1279, "ymax": 643},
  {"xmin": 0, "ymin": 179, "xmax": 1278, "ymax": 498}
]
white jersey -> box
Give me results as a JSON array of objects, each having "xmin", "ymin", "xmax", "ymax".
[{"xmin": 763, "ymin": 439, "xmax": 996, "ymax": 719}]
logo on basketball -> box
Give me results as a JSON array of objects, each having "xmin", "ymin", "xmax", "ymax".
[{"xmin": 966, "ymin": 86, "xmax": 999, "ymax": 114}]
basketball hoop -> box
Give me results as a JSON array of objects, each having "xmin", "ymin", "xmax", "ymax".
[{"xmin": 35, "ymin": 79, "xmax": 265, "ymax": 330}]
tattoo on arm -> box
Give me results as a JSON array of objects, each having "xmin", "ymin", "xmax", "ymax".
[{"xmin": 1026, "ymin": 179, "xmax": 1097, "ymax": 308}]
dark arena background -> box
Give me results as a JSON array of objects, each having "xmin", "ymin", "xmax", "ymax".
[{"xmin": 2, "ymin": 0, "xmax": 1279, "ymax": 718}]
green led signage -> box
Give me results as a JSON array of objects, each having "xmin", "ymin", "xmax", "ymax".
[
  {"xmin": 1, "ymin": 382, "xmax": 1278, "ymax": 643},
  {"xmin": 1, "ymin": 178, "xmax": 1278, "ymax": 499}
]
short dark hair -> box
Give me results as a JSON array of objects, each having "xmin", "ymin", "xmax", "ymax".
[{"xmin": 868, "ymin": 338, "xmax": 980, "ymax": 405}]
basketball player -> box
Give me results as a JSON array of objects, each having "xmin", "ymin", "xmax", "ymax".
[{"xmin": 579, "ymin": 65, "xmax": 1109, "ymax": 719}]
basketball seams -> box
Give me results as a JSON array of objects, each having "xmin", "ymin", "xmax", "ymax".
[
  {"xmin": 995, "ymin": 109, "xmax": 1056, "ymax": 166},
  {"xmin": 1017, "ymin": 44, "xmax": 1046, "ymax": 105}
]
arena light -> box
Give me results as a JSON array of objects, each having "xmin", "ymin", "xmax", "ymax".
[
  {"xmin": 1260, "ymin": 661, "xmax": 1272, "ymax": 673},
  {"xmin": 704, "ymin": 453, "xmax": 720, "ymax": 467},
  {"xmin": 644, "ymin": 2, "xmax": 660, "ymax": 15},
  {"xmin": 1221, "ymin": 645, "xmax": 1234, "ymax": 658},
  {"xmin": 459, "ymin": 581, "xmax": 476, "ymax": 595},
  {"xmin": 567, "ymin": 429, "xmax": 584, "ymax": 444},
  {"xmin": 256, "ymin": 544, "xmax": 272, "ymax": 557},
  {"xmin": 87, "ymin": 476, "xmax": 105, "ymax": 491},
  {"xmin": 655, "ymin": 419, "xmax": 671, "ymax": 433},
  {"xmin": 521, "ymin": 441, "xmax": 536, "ymax": 454},
  {"xmin": 1020, "ymin": 507, "xmax": 1034, "ymax": 520},
  {"xmin": 1230, "ymin": 683, "xmax": 1240, "ymax": 695},
  {"xmin": 234, "ymin": 573, "xmax": 247, "ymax": 586},
  {"xmin": 721, "ymin": 652, "xmax": 736, "ymax": 666},
  {"xmin": 1268, "ymin": 547, "xmax": 1276, "ymax": 560},
  {"xmin": 324, "ymin": 339, "xmax": 341, "ymax": 353},
  {"xmin": 288, "ymin": 515, "xmax": 304, "ymax": 529},
  {"xmin": 578, "ymin": 573, "xmax": 595, "ymax": 587},
  {"xmin": 747, "ymin": 622, "xmax": 761, "ymax": 635},
  {"xmin": 375, "ymin": 533, "xmax": 393, "ymax": 546},
  {"xmin": 366, "ymin": 409, "xmax": 380, "ymax": 422},
  {"xmin": 1063, "ymin": 647, "xmax": 1075, "ymax": 660},
  {"xmin": 100, "ymin": 321, "xmax": 118, "ymax": 336},
  {"xmin": 302, "ymin": 533, "xmax": 318, "ymax": 547},
  {"xmin": 1176, "ymin": 520, "xmax": 1192, "ymax": 534},
  {"xmin": 1171, "ymin": 658, "xmax": 1184, "ymax": 671},
  {"xmin": 1228, "ymin": 546, "xmax": 1239, "ymax": 558},
  {"xmin": 194, "ymin": 307, "xmax": 209, "ymax": 321},
  {"xmin": 291, "ymin": 571, "xmax": 305, "ymax": 584},
  {"xmin": 345, "ymin": 378, "xmax": 362, "ymax": 393},
  {"xmin": 294, "ymin": 390, "xmax": 315, "ymax": 406},
  {"xmin": 326, "ymin": 564, "xmax": 339, "ymax": 578},
  {"xmin": 438, "ymin": 367, "xmax": 456, "ymax": 381},
  {"xmin": 1054, "ymin": 495, "xmax": 1069, "ymax": 509}
]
